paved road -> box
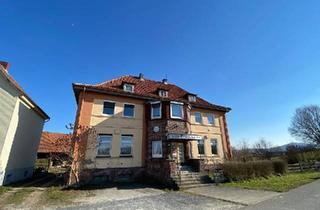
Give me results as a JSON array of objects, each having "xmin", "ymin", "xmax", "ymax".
[
  {"xmin": 59, "ymin": 191, "xmax": 243, "ymax": 210},
  {"xmin": 242, "ymin": 179, "xmax": 320, "ymax": 210}
]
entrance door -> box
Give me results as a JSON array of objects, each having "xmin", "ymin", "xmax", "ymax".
[{"xmin": 177, "ymin": 143, "xmax": 185, "ymax": 164}]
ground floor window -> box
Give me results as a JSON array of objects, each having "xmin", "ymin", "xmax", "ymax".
[
  {"xmin": 211, "ymin": 139, "xmax": 218, "ymax": 155},
  {"xmin": 120, "ymin": 135, "xmax": 133, "ymax": 156},
  {"xmin": 97, "ymin": 134, "xmax": 112, "ymax": 156},
  {"xmin": 152, "ymin": 140, "xmax": 162, "ymax": 158},
  {"xmin": 197, "ymin": 139, "xmax": 205, "ymax": 155}
]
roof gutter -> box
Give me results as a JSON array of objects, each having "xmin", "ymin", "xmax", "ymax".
[{"xmin": 0, "ymin": 66, "xmax": 50, "ymax": 120}]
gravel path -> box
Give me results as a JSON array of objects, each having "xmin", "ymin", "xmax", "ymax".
[{"xmin": 59, "ymin": 191, "xmax": 243, "ymax": 210}]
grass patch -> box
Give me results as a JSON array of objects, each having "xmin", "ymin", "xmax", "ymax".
[
  {"xmin": 222, "ymin": 171, "xmax": 320, "ymax": 192},
  {"xmin": 5, "ymin": 188, "xmax": 34, "ymax": 205},
  {"xmin": 0, "ymin": 186, "xmax": 11, "ymax": 195},
  {"xmin": 40, "ymin": 186, "xmax": 89, "ymax": 206},
  {"xmin": 42, "ymin": 187, "xmax": 74, "ymax": 205}
]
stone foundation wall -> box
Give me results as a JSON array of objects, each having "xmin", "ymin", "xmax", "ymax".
[{"xmin": 79, "ymin": 167, "xmax": 145, "ymax": 184}]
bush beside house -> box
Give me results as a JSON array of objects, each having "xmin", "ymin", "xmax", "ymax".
[{"xmin": 222, "ymin": 160, "xmax": 287, "ymax": 181}]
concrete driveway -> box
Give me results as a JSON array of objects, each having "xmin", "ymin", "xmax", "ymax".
[{"xmin": 242, "ymin": 179, "xmax": 320, "ymax": 210}]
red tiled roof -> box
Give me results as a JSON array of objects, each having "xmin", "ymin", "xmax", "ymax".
[
  {"xmin": 73, "ymin": 75, "xmax": 231, "ymax": 112},
  {"xmin": 38, "ymin": 132, "xmax": 71, "ymax": 154}
]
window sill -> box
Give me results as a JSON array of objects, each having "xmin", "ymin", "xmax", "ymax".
[
  {"xmin": 123, "ymin": 116, "xmax": 135, "ymax": 119},
  {"xmin": 96, "ymin": 155, "xmax": 111, "ymax": 158},
  {"xmin": 151, "ymin": 117, "xmax": 162, "ymax": 120},
  {"xmin": 119, "ymin": 155, "xmax": 133, "ymax": 158},
  {"xmin": 171, "ymin": 116, "xmax": 183, "ymax": 120},
  {"xmin": 101, "ymin": 114, "xmax": 114, "ymax": 117}
]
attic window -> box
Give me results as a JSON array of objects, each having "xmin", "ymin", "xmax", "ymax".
[
  {"xmin": 188, "ymin": 95, "xmax": 196, "ymax": 102},
  {"xmin": 159, "ymin": 90, "xmax": 168, "ymax": 98},
  {"xmin": 123, "ymin": 83, "xmax": 134, "ymax": 93}
]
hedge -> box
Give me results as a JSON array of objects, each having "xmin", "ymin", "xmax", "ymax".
[
  {"xmin": 222, "ymin": 160, "xmax": 287, "ymax": 181},
  {"xmin": 272, "ymin": 160, "xmax": 287, "ymax": 174}
]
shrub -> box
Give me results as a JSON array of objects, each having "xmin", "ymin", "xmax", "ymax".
[
  {"xmin": 286, "ymin": 149, "xmax": 320, "ymax": 164},
  {"xmin": 222, "ymin": 161, "xmax": 273, "ymax": 181},
  {"xmin": 222, "ymin": 161, "xmax": 253, "ymax": 181},
  {"xmin": 272, "ymin": 160, "xmax": 287, "ymax": 174},
  {"xmin": 252, "ymin": 160, "xmax": 274, "ymax": 177},
  {"xmin": 222, "ymin": 160, "xmax": 286, "ymax": 181}
]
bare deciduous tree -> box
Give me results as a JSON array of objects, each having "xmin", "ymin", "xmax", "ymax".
[
  {"xmin": 253, "ymin": 138, "xmax": 273, "ymax": 160},
  {"xmin": 232, "ymin": 140, "xmax": 252, "ymax": 162},
  {"xmin": 289, "ymin": 105, "xmax": 320, "ymax": 145},
  {"xmin": 50, "ymin": 123, "xmax": 97, "ymax": 185}
]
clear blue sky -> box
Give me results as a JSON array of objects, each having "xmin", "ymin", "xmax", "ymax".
[{"xmin": 1, "ymin": 0, "xmax": 320, "ymax": 147}]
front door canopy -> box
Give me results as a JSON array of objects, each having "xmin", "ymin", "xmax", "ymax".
[{"xmin": 167, "ymin": 133, "xmax": 203, "ymax": 140}]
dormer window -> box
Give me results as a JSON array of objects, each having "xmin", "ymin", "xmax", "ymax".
[
  {"xmin": 159, "ymin": 90, "xmax": 168, "ymax": 98},
  {"xmin": 188, "ymin": 95, "xmax": 196, "ymax": 102},
  {"xmin": 123, "ymin": 83, "xmax": 134, "ymax": 93}
]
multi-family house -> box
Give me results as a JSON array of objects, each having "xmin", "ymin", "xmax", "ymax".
[
  {"xmin": 0, "ymin": 61, "xmax": 49, "ymax": 185},
  {"xmin": 72, "ymin": 74, "xmax": 231, "ymax": 187}
]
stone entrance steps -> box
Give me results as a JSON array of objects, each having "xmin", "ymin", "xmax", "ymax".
[{"xmin": 172, "ymin": 167, "xmax": 212, "ymax": 189}]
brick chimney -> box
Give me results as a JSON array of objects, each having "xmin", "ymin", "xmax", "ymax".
[{"xmin": 0, "ymin": 61, "xmax": 10, "ymax": 72}]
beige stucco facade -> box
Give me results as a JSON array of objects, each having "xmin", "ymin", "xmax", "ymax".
[
  {"xmin": 0, "ymin": 96, "xmax": 45, "ymax": 185},
  {"xmin": 0, "ymin": 66, "xmax": 48, "ymax": 186},
  {"xmin": 189, "ymin": 108, "xmax": 225, "ymax": 163},
  {"xmin": 83, "ymin": 95, "xmax": 144, "ymax": 169}
]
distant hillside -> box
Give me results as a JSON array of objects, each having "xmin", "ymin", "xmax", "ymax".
[{"xmin": 270, "ymin": 142, "xmax": 315, "ymax": 153}]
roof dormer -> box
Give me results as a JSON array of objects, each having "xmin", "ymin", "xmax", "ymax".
[
  {"xmin": 187, "ymin": 93, "xmax": 197, "ymax": 102},
  {"xmin": 158, "ymin": 89, "xmax": 168, "ymax": 98},
  {"xmin": 123, "ymin": 83, "xmax": 134, "ymax": 93}
]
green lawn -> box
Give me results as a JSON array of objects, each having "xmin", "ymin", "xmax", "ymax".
[
  {"xmin": 0, "ymin": 186, "xmax": 11, "ymax": 195},
  {"xmin": 40, "ymin": 186, "xmax": 93, "ymax": 206},
  {"xmin": 222, "ymin": 171, "xmax": 320, "ymax": 192},
  {"xmin": 40, "ymin": 187, "xmax": 76, "ymax": 205},
  {"xmin": 4, "ymin": 188, "xmax": 35, "ymax": 205}
]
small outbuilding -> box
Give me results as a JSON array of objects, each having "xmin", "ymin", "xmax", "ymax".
[{"xmin": 37, "ymin": 132, "xmax": 71, "ymax": 169}]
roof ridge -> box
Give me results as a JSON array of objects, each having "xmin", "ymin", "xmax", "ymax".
[
  {"xmin": 43, "ymin": 131, "xmax": 69, "ymax": 135},
  {"xmin": 93, "ymin": 75, "xmax": 134, "ymax": 86}
]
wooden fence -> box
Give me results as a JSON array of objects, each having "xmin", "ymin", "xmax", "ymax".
[{"xmin": 288, "ymin": 162, "xmax": 320, "ymax": 172}]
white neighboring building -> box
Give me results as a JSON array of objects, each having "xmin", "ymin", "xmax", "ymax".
[{"xmin": 0, "ymin": 61, "xmax": 49, "ymax": 185}]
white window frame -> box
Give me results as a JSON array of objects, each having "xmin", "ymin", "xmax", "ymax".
[
  {"xmin": 102, "ymin": 100, "xmax": 116, "ymax": 116},
  {"xmin": 97, "ymin": 134, "xmax": 112, "ymax": 157},
  {"xmin": 170, "ymin": 101, "xmax": 184, "ymax": 119},
  {"xmin": 210, "ymin": 138, "xmax": 218, "ymax": 155},
  {"xmin": 123, "ymin": 103, "xmax": 135, "ymax": 118},
  {"xmin": 151, "ymin": 101, "xmax": 162, "ymax": 119},
  {"xmin": 123, "ymin": 83, "xmax": 134, "ymax": 93},
  {"xmin": 120, "ymin": 135, "xmax": 133, "ymax": 156},
  {"xmin": 197, "ymin": 139, "xmax": 205, "ymax": 155},
  {"xmin": 207, "ymin": 113, "xmax": 215, "ymax": 125},
  {"xmin": 194, "ymin": 112, "xmax": 202, "ymax": 124},
  {"xmin": 152, "ymin": 140, "xmax": 163, "ymax": 158},
  {"xmin": 188, "ymin": 95, "xmax": 196, "ymax": 102},
  {"xmin": 159, "ymin": 90, "xmax": 168, "ymax": 98}
]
